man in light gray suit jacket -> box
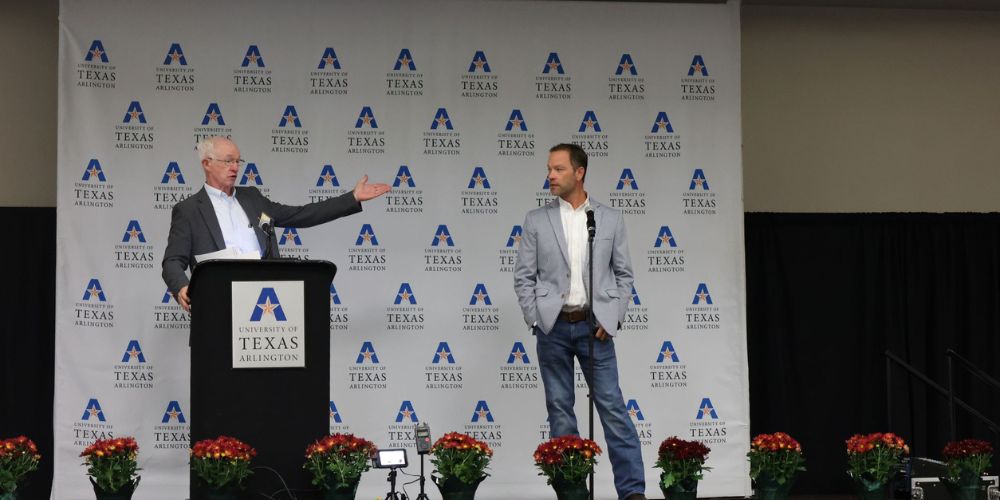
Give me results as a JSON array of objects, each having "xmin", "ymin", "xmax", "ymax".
[
  {"xmin": 161, "ymin": 136, "xmax": 390, "ymax": 312},
  {"xmin": 514, "ymin": 144, "xmax": 646, "ymax": 500}
]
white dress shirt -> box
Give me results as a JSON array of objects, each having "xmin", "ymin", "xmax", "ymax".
[
  {"xmin": 559, "ymin": 195, "xmax": 591, "ymax": 310},
  {"xmin": 204, "ymin": 184, "xmax": 262, "ymax": 257}
]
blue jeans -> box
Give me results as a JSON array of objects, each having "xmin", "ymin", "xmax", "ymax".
[{"xmin": 536, "ymin": 319, "xmax": 645, "ymax": 499}]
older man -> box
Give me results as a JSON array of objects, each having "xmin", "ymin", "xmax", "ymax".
[{"xmin": 162, "ymin": 136, "xmax": 389, "ymax": 311}]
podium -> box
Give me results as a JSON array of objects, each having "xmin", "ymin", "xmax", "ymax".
[{"xmin": 188, "ymin": 259, "xmax": 336, "ymax": 499}]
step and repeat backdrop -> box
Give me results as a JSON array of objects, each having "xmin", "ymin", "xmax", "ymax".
[{"xmin": 56, "ymin": 0, "xmax": 747, "ymax": 498}]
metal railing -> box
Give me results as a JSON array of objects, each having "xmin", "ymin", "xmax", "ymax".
[{"xmin": 885, "ymin": 350, "xmax": 1000, "ymax": 441}]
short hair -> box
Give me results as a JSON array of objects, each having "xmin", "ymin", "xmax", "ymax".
[
  {"xmin": 196, "ymin": 136, "xmax": 226, "ymax": 162},
  {"xmin": 549, "ymin": 143, "xmax": 588, "ymax": 181}
]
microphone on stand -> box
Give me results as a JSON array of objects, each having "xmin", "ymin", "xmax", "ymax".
[{"xmin": 585, "ymin": 209, "xmax": 596, "ymax": 240}]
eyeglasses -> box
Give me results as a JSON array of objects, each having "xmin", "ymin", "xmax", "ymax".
[{"xmin": 208, "ymin": 157, "xmax": 246, "ymax": 166}]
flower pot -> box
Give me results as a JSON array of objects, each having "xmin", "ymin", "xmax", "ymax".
[
  {"xmin": 755, "ymin": 473, "xmax": 795, "ymax": 500},
  {"xmin": 89, "ymin": 476, "xmax": 140, "ymax": 500},
  {"xmin": 1, "ymin": 491, "xmax": 18, "ymax": 500},
  {"xmin": 323, "ymin": 479, "xmax": 361, "ymax": 500},
  {"xmin": 943, "ymin": 477, "xmax": 986, "ymax": 500},
  {"xmin": 550, "ymin": 476, "xmax": 590, "ymax": 500},
  {"xmin": 433, "ymin": 475, "xmax": 485, "ymax": 500},
  {"xmin": 851, "ymin": 477, "xmax": 889, "ymax": 500},
  {"xmin": 661, "ymin": 475, "xmax": 698, "ymax": 500}
]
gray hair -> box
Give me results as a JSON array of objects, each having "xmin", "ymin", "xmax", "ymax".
[{"xmin": 196, "ymin": 136, "xmax": 225, "ymax": 162}]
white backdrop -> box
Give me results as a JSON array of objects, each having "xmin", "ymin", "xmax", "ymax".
[{"xmin": 56, "ymin": 1, "xmax": 748, "ymax": 498}]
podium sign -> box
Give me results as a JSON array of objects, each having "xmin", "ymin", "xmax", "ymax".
[{"xmin": 231, "ymin": 281, "xmax": 306, "ymax": 368}]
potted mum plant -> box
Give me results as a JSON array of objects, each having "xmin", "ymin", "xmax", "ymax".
[
  {"xmin": 304, "ymin": 433, "xmax": 377, "ymax": 500},
  {"xmin": 190, "ymin": 436, "xmax": 256, "ymax": 499},
  {"xmin": 533, "ymin": 435, "xmax": 602, "ymax": 500},
  {"xmin": 431, "ymin": 432, "xmax": 493, "ymax": 500},
  {"xmin": 0, "ymin": 436, "xmax": 42, "ymax": 500},
  {"xmin": 941, "ymin": 439, "xmax": 993, "ymax": 500},
  {"xmin": 748, "ymin": 432, "xmax": 805, "ymax": 500},
  {"xmin": 80, "ymin": 437, "xmax": 140, "ymax": 500},
  {"xmin": 845, "ymin": 432, "xmax": 909, "ymax": 500},
  {"xmin": 656, "ymin": 436, "xmax": 711, "ymax": 500}
]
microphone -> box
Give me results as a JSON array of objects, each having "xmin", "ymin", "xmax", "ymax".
[
  {"xmin": 259, "ymin": 213, "xmax": 273, "ymax": 259},
  {"xmin": 586, "ymin": 209, "xmax": 596, "ymax": 240}
]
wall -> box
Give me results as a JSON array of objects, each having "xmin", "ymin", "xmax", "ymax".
[{"xmin": 1, "ymin": 1, "xmax": 998, "ymax": 210}]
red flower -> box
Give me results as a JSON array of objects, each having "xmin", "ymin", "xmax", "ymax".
[{"xmin": 943, "ymin": 439, "xmax": 993, "ymax": 460}]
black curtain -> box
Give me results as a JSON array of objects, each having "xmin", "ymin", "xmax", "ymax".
[
  {"xmin": 746, "ymin": 213, "xmax": 1000, "ymax": 494},
  {"xmin": 0, "ymin": 207, "xmax": 54, "ymax": 499},
  {"xmin": 4, "ymin": 209, "xmax": 1000, "ymax": 496}
]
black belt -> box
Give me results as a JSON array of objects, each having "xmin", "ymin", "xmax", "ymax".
[{"xmin": 558, "ymin": 309, "xmax": 590, "ymax": 323}]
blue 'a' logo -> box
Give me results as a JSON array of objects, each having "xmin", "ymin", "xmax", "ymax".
[
  {"xmin": 355, "ymin": 224, "xmax": 379, "ymax": 246},
  {"xmin": 122, "ymin": 220, "xmax": 147, "ymax": 243},
  {"xmin": 579, "ymin": 111, "xmax": 601, "ymax": 133},
  {"xmin": 279, "ymin": 105, "xmax": 301, "ymax": 128},
  {"xmin": 471, "ymin": 400, "xmax": 494, "ymax": 422},
  {"xmin": 83, "ymin": 279, "xmax": 106, "ymax": 301},
  {"xmin": 616, "ymin": 53, "xmax": 638, "ymax": 76},
  {"xmin": 506, "ymin": 109, "xmax": 527, "ymax": 132},
  {"xmin": 394, "ymin": 283, "xmax": 416, "ymax": 305},
  {"xmin": 279, "ymin": 227, "xmax": 301, "ymax": 246},
  {"xmin": 329, "ymin": 284, "xmax": 341, "ymax": 305},
  {"xmin": 161, "ymin": 162, "xmax": 185, "ymax": 184},
  {"xmin": 82, "ymin": 398, "xmax": 106, "ymax": 421},
  {"xmin": 249, "ymin": 288, "xmax": 286, "ymax": 321},
  {"xmin": 329, "ymin": 400, "xmax": 343, "ymax": 423},
  {"xmin": 394, "ymin": 48, "xmax": 416, "ymax": 71},
  {"xmin": 85, "ymin": 40, "xmax": 109, "ymax": 63},
  {"xmin": 161, "ymin": 401, "xmax": 186, "ymax": 423},
  {"xmin": 655, "ymin": 226, "xmax": 677, "ymax": 248},
  {"xmin": 393, "ymin": 166, "xmax": 415, "ymax": 188},
  {"xmin": 688, "ymin": 55, "xmax": 708, "ymax": 77},
  {"xmin": 617, "ymin": 169, "xmax": 638, "ymax": 190},
  {"xmin": 506, "ymin": 226, "xmax": 523, "ymax": 248},
  {"xmin": 507, "ymin": 342, "xmax": 530, "ymax": 364},
  {"xmin": 468, "ymin": 166, "xmax": 491, "ymax": 189},
  {"xmin": 433, "ymin": 342, "xmax": 455, "ymax": 364},
  {"xmin": 692, "ymin": 283, "xmax": 713, "ymax": 305},
  {"xmin": 161, "ymin": 289, "xmax": 172, "ymax": 304},
  {"xmin": 202, "ymin": 103, "xmax": 225, "ymax": 126},
  {"xmin": 657, "ymin": 341, "xmax": 680, "ymax": 363},
  {"xmin": 697, "ymin": 397, "xmax": 719, "ymax": 419},
  {"xmin": 690, "ymin": 169, "xmax": 710, "ymax": 190},
  {"xmin": 431, "ymin": 108, "xmax": 453, "ymax": 130},
  {"xmin": 240, "ymin": 163, "xmax": 263, "ymax": 186},
  {"xmin": 123, "ymin": 101, "xmax": 147, "ymax": 124},
  {"xmin": 469, "ymin": 283, "xmax": 492, "ymax": 305},
  {"xmin": 629, "ymin": 286, "xmax": 641, "ymax": 306},
  {"xmin": 356, "ymin": 341, "xmax": 380, "ymax": 364},
  {"xmin": 542, "ymin": 177, "xmax": 550, "ymax": 189},
  {"xmin": 242, "ymin": 45, "xmax": 265, "ymax": 67},
  {"xmin": 651, "ymin": 112, "xmax": 675, "ymax": 134},
  {"xmin": 626, "ymin": 399, "xmax": 645, "ymax": 421},
  {"xmin": 162, "ymin": 43, "xmax": 187, "ymax": 65},
  {"xmin": 316, "ymin": 165, "xmax": 339, "ymax": 187},
  {"xmin": 396, "ymin": 400, "xmax": 418, "ymax": 423},
  {"xmin": 543, "ymin": 52, "xmax": 564, "ymax": 74},
  {"xmin": 82, "ymin": 159, "xmax": 107, "ymax": 182},
  {"xmin": 468, "ymin": 50, "xmax": 491, "ymax": 73},
  {"xmin": 432, "ymin": 225, "xmax": 454, "ymax": 247},
  {"xmin": 355, "ymin": 106, "xmax": 378, "ymax": 129},
  {"xmin": 121, "ymin": 340, "xmax": 146, "ymax": 363},
  {"xmin": 318, "ymin": 47, "xmax": 341, "ymax": 70}
]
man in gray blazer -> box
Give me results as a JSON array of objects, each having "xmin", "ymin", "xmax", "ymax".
[
  {"xmin": 161, "ymin": 136, "xmax": 390, "ymax": 312},
  {"xmin": 514, "ymin": 144, "xmax": 645, "ymax": 500}
]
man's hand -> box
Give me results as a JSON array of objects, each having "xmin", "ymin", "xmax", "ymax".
[
  {"xmin": 594, "ymin": 326, "xmax": 610, "ymax": 341},
  {"xmin": 352, "ymin": 175, "xmax": 391, "ymax": 202},
  {"xmin": 177, "ymin": 286, "xmax": 191, "ymax": 312}
]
